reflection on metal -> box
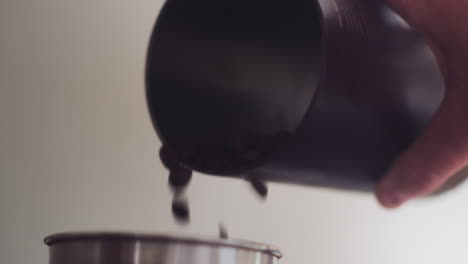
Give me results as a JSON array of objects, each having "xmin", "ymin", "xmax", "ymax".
[{"xmin": 45, "ymin": 232, "xmax": 282, "ymax": 264}]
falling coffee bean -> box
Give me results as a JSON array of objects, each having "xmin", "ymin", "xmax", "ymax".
[
  {"xmin": 161, "ymin": 144, "xmax": 192, "ymax": 224},
  {"xmin": 168, "ymin": 166, "xmax": 192, "ymax": 189},
  {"xmin": 246, "ymin": 175, "xmax": 268, "ymax": 198},
  {"xmin": 219, "ymin": 222, "xmax": 228, "ymax": 239},
  {"xmin": 172, "ymin": 198, "xmax": 190, "ymax": 223}
]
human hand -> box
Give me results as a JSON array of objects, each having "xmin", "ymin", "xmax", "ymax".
[{"xmin": 376, "ymin": 0, "xmax": 468, "ymax": 208}]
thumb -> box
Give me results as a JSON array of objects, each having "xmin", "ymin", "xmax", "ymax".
[{"xmin": 376, "ymin": 86, "xmax": 468, "ymax": 208}]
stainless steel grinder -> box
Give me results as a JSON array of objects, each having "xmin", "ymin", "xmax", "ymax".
[{"xmin": 44, "ymin": 232, "xmax": 282, "ymax": 264}]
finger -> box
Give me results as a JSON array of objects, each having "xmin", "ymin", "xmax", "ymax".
[{"xmin": 376, "ymin": 87, "xmax": 468, "ymax": 208}]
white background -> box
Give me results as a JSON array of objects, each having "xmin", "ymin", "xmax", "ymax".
[{"xmin": 1, "ymin": 1, "xmax": 468, "ymax": 264}]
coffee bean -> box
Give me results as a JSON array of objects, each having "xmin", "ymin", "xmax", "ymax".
[
  {"xmin": 219, "ymin": 222, "xmax": 228, "ymax": 239},
  {"xmin": 160, "ymin": 145, "xmax": 179, "ymax": 170},
  {"xmin": 246, "ymin": 176, "xmax": 268, "ymax": 198},
  {"xmin": 172, "ymin": 199, "xmax": 190, "ymax": 223},
  {"xmin": 168, "ymin": 167, "xmax": 192, "ymax": 188}
]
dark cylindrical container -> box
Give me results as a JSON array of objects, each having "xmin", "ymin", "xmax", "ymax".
[{"xmin": 146, "ymin": 0, "xmax": 466, "ymax": 191}]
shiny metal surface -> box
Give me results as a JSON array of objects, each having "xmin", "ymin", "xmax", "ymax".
[
  {"xmin": 45, "ymin": 232, "xmax": 282, "ymax": 264},
  {"xmin": 146, "ymin": 0, "xmax": 466, "ymax": 192}
]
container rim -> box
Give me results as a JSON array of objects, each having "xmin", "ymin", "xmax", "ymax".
[{"xmin": 44, "ymin": 231, "xmax": 283, "ymax": 259}]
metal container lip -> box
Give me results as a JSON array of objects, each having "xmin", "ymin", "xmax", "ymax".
[{"xmin": 44, "ymin": 231, "xmax": 283, "ymax": 259}]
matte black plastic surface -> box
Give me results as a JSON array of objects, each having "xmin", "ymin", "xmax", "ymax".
[
  {"xmin": 146, "ymin": 0, "xmax": 457, "ymax": 191},
  {"xmin": 146, "ymin": 0, "xmax": 323, "ymax": 175}
]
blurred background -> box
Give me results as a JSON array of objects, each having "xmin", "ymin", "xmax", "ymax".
[{"xmin": 1, "ymin": 0, "xmax": 468, "ymax": 263}]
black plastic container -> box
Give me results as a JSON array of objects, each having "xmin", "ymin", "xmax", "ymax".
[{"xmin": 146, "ymin": 0, "xmax": 465, "ymax": 191}]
